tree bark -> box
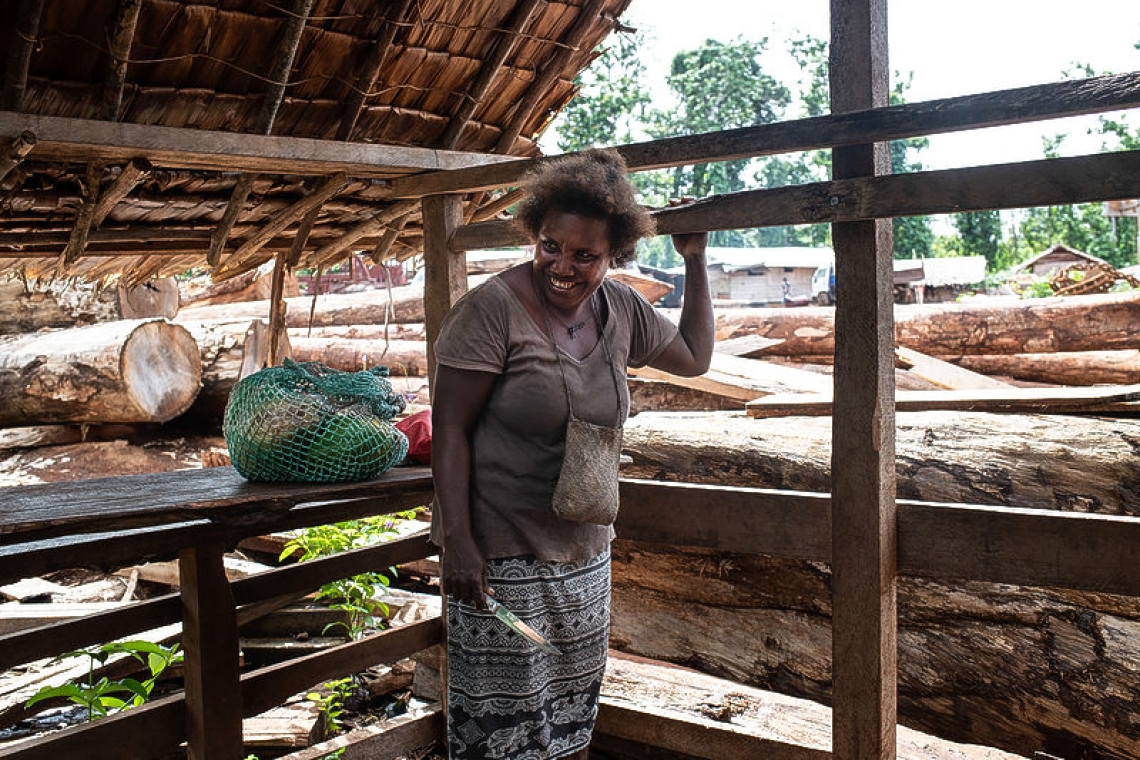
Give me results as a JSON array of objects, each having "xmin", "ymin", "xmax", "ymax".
[
  {"xmin": 0, "ymin": 279, "xmax": 180, "ymax": 334},
  {"xmin": 179, "ymin": 319, "xmax": 289, "ymax": 423},
  {"xmin": 288, "ymin": 337, "xmax": 428, "ymax": 376},
  {"xmin": 177, "ymin": 285, "xmax": 426, "ymax": 327},
  {"xmin": 613, "ymin": 410, "xmax": 1140, "ymax": 759},
  {"xmin": 0, "ymin": 319, "xmax": 200, "ymax": 425},
  {"xmin": 955, "ymin": 349, "xmax": 1140, "ymax": 387},
  {"xmin": 716, "ymin": 291, "xmax": 1140, "ymax": 357}
]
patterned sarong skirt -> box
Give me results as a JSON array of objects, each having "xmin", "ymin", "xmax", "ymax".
[{"xmin": 444, "ymin": 549, "xmax": 611, "ymax": 760}]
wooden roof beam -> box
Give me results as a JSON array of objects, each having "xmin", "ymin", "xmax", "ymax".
[
  {"xmin": 59, "ymin": 163, "xmax": 103, "ymax": 268},
  {"xmin": 209, "ymin": 0, "xmax": 316, "ymax": 266},
  {"xmin": 0, "ymin": 112, "xmax": 520, "ymax": 176},
  {"xmin": 1, "ymin": 0, "xmax": 44, "ymax": 112},
  {"xmin": 387, "ymin": 70, "xmax": 1140, "ymax": 199},
  {"xmin": 0, "ymin": 129, "xmax": 35, "ymax": 183},
  {"xmin": 311, "ymin": 199, "xmax": 418, "ymax": 268},
  {"xmin": 98, "ymin": 0, "xmax": 143, "ymax": 122},
  {"xmin": 335, "ymin": 0, "xmax": 416, "ymax": 142},
  {"xmin": 438, "ymin": 0, "xmax": 546, "ymax": 150},
  {"xmin": 493, "ymin": 0, "xmax": 611, "ymax": 154},
  {"xmin": 215, "ymin": 171, "xmax": 349, "ymax": 275},
  {"xmin": 91, "ymin": 157, "xmax": 152, "ymax": 227}
]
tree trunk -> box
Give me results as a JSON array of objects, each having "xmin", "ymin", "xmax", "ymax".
[
  {"xmin": 614, "ymin": 410, "xmax": 1140, "ymax": 759},
  {"xmin": 0, "ymin": 279, "xmax": 180, "ymax": 334},
  {"xmin": 179, "ymin": 319, "xmax": 289, "ymax": 423},
  {"xmin": 0, "ymin": 319, "xmax": 201, "ymax": 425},
  {"xmin": 288, "ymin": 337, "xmax": 428, "ymax": 376},
  {"xmin": 286, "ymin": 324, "xmax": 427, "ymax": 342},
  {"xmin": 716, "ymin": 291, "xmax": 1140, "ymax": 357},
  {"xmin": 955, "ymin": 349, "xmax": 1140, "ymax": 387},
  {"xmin": 177, "ymin": 285, "xmax": 426, "ymax": 327}
]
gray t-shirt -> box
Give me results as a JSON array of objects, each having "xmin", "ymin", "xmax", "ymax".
[{"xmin": 431, "ymin": 275, "xmax": 678, "ymax": 562}]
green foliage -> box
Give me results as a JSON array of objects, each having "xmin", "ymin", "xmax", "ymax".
[
  {"xmin": 306, "ymin": 676, "xmax": 357, "ymax": 737},
  {"xmin": 281, "ymin": 512, "xmax": 418, "ymax": 639},
  {"xmin": 952, "ymin": 210, "xmax": 1003, "ymax": 268},
  {"xmin": 26, "ymin": 641, "xmax": 183, "ymax": 721}
]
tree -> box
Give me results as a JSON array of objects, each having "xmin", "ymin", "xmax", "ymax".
[
  {"xmin": 556, "ymin": 32, "xmax": 651, "ymax": 153},
  {"xmin": 888, "ymin": 74, "xmax": 935, "ymax": 259},
  {"xmin": 952, "ymin": 210, "xmax": 1002, "ymax": 267}
]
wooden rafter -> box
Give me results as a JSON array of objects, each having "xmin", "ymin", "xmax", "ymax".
[
  {"xmin": 472, "ymin": 187, "xmax": 524, "ymax": 222},
  {"xmin": 0, "ymin": 112, "xmax": 520, "ymax": 176},
  {"xmin": 493, "ymin": 0, "xmax": 610, "ymax": 154},
  {"xmin": 1, "ymin": 0, "xmax": 45, "ymax": 112},
  {"xmin": 438, "ymin": 0, "xmax": 546, "ymax": 150},
  {"xmin": 98, "ymin": 0, "xmax": 143, "ymax": 122},
  {"xmin": 335, "ymin": 0, "xmax": 416, "ymax": 142},
  {"xmin": 91, "ymin": 157, "xmax": 152, "ymax": 227},
  {"xmin": 59, "ymin": 163, "xmax": 103, "ymax": 268},
  {"xmin": 209, "ymin": 0, "xmax": 315, "ymax": 266},
  {"xmin": 220, "ymin": 172, "xmax": 349, "ymax": 270},
  {"xmin": 0, "ymin": 130, "xmax": 35, "ymax": 184},
  {"xmin": 368, "ymin": 211, "xmax": 412, "ymax": 263},
  {"xmin": 310, "ymin": 199, "xmax": 418, "ymax": 267}
]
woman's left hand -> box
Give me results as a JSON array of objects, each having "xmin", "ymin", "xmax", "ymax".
[{"xmin": 668, "ymin": 197, "xmax": 709, "ymax": 260}]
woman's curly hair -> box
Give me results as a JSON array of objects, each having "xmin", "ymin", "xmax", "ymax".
[{"xmin": 515, "ymin": 148, "xmax": 655, "ymax": 268}]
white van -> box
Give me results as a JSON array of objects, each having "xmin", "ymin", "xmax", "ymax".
[{"xmin": 811, "ymin": 263, "xmax": 836, "ymax": 305}]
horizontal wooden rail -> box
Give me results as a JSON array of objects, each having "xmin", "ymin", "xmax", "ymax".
[
  {"xmin": 618, "ymin": 479, "xmax": 1140, "ymax": 597},
  {"xmin": 0, "ymin": 465, "xmax": 434, "ymax": 546},
  {"xmin": 388, "ymin": 70, "xmax": 1140, "ymax": 198},
  {"xmin": 0, "ymin": 529, "xmax": 435, "ymax": 671},
  {"xmin": 0, "ymin": 618, "xmax": 441, "ymax": 760},
  {"xmin": 0, "ymin": 111, "xmax": 519, "ymax": 177},
  {"xmin": 451, "ymin": 149, "xmax": 1140, "ymax": 250}
]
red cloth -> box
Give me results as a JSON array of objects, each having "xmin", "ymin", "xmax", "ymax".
[{"xmin": 395, "ymin": 409, "xmax": 432, "ymax": 464}]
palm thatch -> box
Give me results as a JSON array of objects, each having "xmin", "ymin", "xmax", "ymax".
[{"xmin": 0, "ymin": 0, "xmax": 632, "ymax": 285}]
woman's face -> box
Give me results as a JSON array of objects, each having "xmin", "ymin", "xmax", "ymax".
[{"xmin": 532, "ymin": 211, "xmax": 613, "ymax": 311}]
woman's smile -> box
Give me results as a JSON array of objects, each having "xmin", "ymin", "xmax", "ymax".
[{"xmin": 533, "ymin": 211, "xmax": 612, "ymax": 309}]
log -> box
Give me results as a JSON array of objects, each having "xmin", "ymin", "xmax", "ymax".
[
  {"xmin": 179, "ymin": 318, "xmax": 289, "ymax": 422},
  {"xmin": 0, "ymin": 278, "xmax": 180, "ymax": 334},
  {"xmin": 286, "ymin": 323, "xmax": 427, "ymax": 342},
  {"xmin": 288, "ymin": 337, "xmax": 428, "ymax": 376},
  {"xmin": 715, "ymin": 291, "xmax": 1140, "ymax": 357},
  {"xmin": 0, "ymin": 319, "xmax": 201, "ymax": 425},
  {"xmin": 955, "ymin": 349, "xmax": 1140, "ymax": 387},
  {"xmin": 177, "ymin": 284, "xmax": 427, "ymax": 327},
  {"xmin": 613, "ymin": 410, "xmax": 1140, "ymax": 759}
]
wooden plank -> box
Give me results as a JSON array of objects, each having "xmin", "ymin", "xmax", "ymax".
[
  {"xmin": 0, "ymin": 130, "xmax": 35, "ymax": 184},
  {"xmin": 275, "ymin": 705, "xmax": 443, "ymax": 760},
  {"xmin": 449, "ymin": 149, "xmax": 1140, "ymax": 251},
  {"xmin": 421, "ymin": 194, "xmax": 467, "ymax": 396},
  {"xmin": 180, "ymin": 543, "xmax": 243, "ymax": 759},
  {"xmin": 629, "ymin": 352, "xmax": 832, "ymax": 402},
  {"xmin": 745, "ymin": 383, "xmax": 1140, "ymax": 418},
  {"xmin": 0, "ymin": 464, "xmax": 433, "ymax": 544},
  {"xmin": 713, "ymin": 334, "xmax": 786, "ymax": 356},
  {"xmin": 829, "ymin": 2, "xmax": 897, "ymax": 758},
  {"xmin": 389, "ymin": 70, "xmax": 1140, "ymax": 198},
  {"xmin": 895, "ymin": 346, "xmax": 1014, "ymax": 390},
  {"xmin": 0, "ymin": 601, "xmax": 129, "ymax": 635},
  {"xmin": 0, "ymin": 112, "xmax": 522, "ymax": 177}
]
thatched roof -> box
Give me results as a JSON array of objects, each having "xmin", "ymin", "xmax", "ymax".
[{"xmin": 0, "ymin": 0, "xmax": 633, "ymax": 284}]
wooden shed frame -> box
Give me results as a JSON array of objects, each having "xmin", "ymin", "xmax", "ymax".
[{"xmin": 4, "ymin": 1, "xmax": 1140, "ymax": 758}]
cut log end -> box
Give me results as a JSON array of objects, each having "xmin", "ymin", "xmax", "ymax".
[{"xmin": 121, "ymin": 320, "xmax": 202, "ymax": 422}]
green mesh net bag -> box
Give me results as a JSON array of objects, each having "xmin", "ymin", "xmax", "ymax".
[{"xmin": 224, "ymin": 358, "xmax": 409, "ymax": 483}]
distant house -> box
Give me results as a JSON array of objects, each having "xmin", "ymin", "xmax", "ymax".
[
  {"xmin": 894, "ymin": 255, "xmax": 988, "ymax": 303},
  {"xmin": 1012, "ymin": 244, "xmax": 1106, "ymax": 277},
  {"xmin": 700, "ymin": 247, "xmax": 835, "ymax": 305}
]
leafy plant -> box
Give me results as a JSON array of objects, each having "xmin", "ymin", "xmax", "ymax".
[
  {"xmin": 280, "ymin": 511, "xmax": 419, "ymax": 640},
  {"xmin": 306, "ymin": 676, "xmax": 356, "ymax": 736},
  {"xmin": 26, "ymin": 640, "xmax": 183, "ymax": 721}
]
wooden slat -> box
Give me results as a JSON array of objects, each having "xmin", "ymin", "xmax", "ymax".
[
  {"xmin": 450, "ymin": 149, "xmax": 1140, "ymax": 250},
  {"xmin": 0, "ymin": 464, "xmax": 434, "ymax": 544},
  {"xmin": 596, "ymin": 701, "xmax": 831, "ymax": 760},
  {"xmin": 828, "ymin": 3, "xmax": 897, "ymax": 759},
  {"xmin": 97, "ymin": 0, "xmax": 142, "ymax": 121},
  {"xmin": 629, "ymin": 352, "xmax": 832, "ymax": 402},
  {"xmin": 0, "ymin": 111, "xmax": 521, "ymax": 176},
  {"xmin": 311, "ymin": 199, "xmax": 418, "ymax": 267},
  {"xmin": 275, "ymin": 706, "xmax": 443, "ymax": 760},
  {"xmin": 0, "ymin": 0, "xmax": 44, "ymax": 112},
  {"xmin": 390, "ymin": 70, "xmax": 1140, "ymax": 198},
  {"xmin": 180, "ymin": 543, "xmax": 244, "ymax": 759},
  {"xmin": 894, "ymin": 346, "xmax": 1014, "ymax": 390},
  {"xmin": 745, "ymin": 383, "xmax": 1140, "ymax": 418},
  {"xmin": 422, "ymin": 194, "xmax": 467, "ymax": 396}
]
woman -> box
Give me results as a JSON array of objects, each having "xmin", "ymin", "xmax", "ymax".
[{"xmin": 431, "ymin": 148, "xmax": 712, "ymax": 760}]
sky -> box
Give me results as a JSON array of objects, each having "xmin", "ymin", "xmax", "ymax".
[{"xmin": 550, "ymin": 0, "xmax": 1140, "ymax": 171}]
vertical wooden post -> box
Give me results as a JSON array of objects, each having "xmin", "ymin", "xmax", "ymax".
[
  {"xmin": 180, "ymin": 543, "xmax": 243, "ymax": 760},
  {"xmin": 421, "ymin": 194, "xmax": 468, "ymax": 396},
  {"xmin": 829, "ymin": 1, "xmax": 897, "ymax": 759}
]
